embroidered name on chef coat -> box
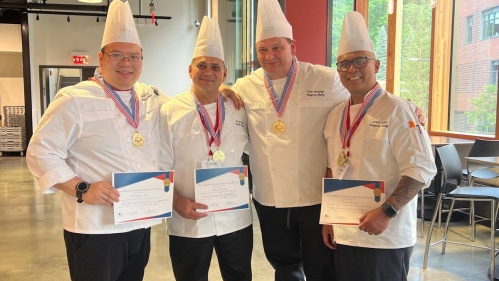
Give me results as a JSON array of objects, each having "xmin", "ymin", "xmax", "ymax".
[
  {"xmin": 369, "ymin": 120, "xmax": 388, "ymax": 128},
  {"xmin": 306, "ymin": 90, "xmax": 325, "ymax": 97}
]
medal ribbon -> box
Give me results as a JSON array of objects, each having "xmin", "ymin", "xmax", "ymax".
[
  {"xmin": 91, "ymin": 75, "xmax": 139, "ymax": 129},
  {"xmin": 193, "ymin": 93, "xmax": 226, "ymax": 155},
  {"xmin": 339, "ymin": 83, "xmax": 382, "ymax": 156},
  {"xmin": 263, "ymin": 58, "xmax": 298, "ymax": 118}
]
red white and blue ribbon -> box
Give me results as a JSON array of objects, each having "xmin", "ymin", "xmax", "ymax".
[
  {"xmin": 91, "ymin": 75, "xmax": 139, "ymax": 130},
  {"xmin": 263, "ymin": 58, "xmax": 298, "ymax": 118},
  {"xmin": 193, "ymin": 93, "xmax": 225, "ymax": 155},
  {"xmin": 339, "ymin": 83, "xmax": 382, "ymax": 156}
]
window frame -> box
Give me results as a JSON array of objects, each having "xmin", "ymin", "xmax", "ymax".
[
  {"xmin": 482, "ymin": 6, "xmax": 499, "ymax": 39},
  {"xmin": 466, "ymin": 15, "xmax": 473, "ymax": 43}
]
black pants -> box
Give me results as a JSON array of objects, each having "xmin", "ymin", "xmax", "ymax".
[
  {"xmin": 64, "ymin": 228, "xmax": 151, "ymax": 281},
  {"xmin": 334, "ymin": 244, "xmax": 413, "ymax": 281},
  {"xmin": 169, "ymin": 225, "xmax": 253, "ymax": 281},
  {"xmin": 253, "ymin": 200, "xmax": 336, "ymax": 281}
]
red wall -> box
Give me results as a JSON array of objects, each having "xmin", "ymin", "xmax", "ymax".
[{"xmin": 285, "ymin": 0, "xmax": 328, "ymax": 65}]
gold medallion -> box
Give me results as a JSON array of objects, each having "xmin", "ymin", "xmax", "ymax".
[
  {"xmin": 337, "ymin": 151, "xmax": 348, "ymax": 167},
  {"xmin": 132, "ymin": 131, "xmax": 145, "ymax": 147},
  {"xmin": 273, "ymin": 120, "xmax": 286, "ymax": 134},
  {"xmin": 213, "ymin": 149, "xmax": 226, "ymax": 162}
]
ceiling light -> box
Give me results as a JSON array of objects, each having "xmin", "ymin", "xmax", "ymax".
[{"xmin": 78, "ymin": 0, "xmax": 103, "ymax": 3}]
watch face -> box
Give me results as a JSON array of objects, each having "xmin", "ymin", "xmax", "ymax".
[{"xmin": 76, "ymin": 182, "xmax": 90, "ymax": 192}]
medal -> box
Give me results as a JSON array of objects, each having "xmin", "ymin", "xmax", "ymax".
[
  {"xmin": 132, "ymin": 131, "xmax": 144, "ymax": 147},
  {"xmin": 213, "ymin": 149, "xmax": 226, "ymax": 162},
  {"xmin": 264, "ymin": 58, "xmax": 298, "ymax": 134},
  {"xmin": 92, "ymin": 75, "xmax": 142, "ymax": 148},
  {"xmin": 337, "ymin": 151, "xmax": 347, "ymax": 167},
  {"xmin": 273, "ymin": 120, "xmax": 286, "ymax": 134},
  {"xmin": 193, "ymin": 91, "xmax": 226, "ymax": 161}
]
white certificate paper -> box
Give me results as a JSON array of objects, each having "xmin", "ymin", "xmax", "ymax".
[
  {"xmin": 113, "ymin": 171, "xmax": 174, "ymax": 224},
  {"xmin": 194, "ymin": 166, "xmax": 250, "ymax": 213},
  {"xmin": 320, "ymin": 179, "xmax": 385, "ymax": 225}
]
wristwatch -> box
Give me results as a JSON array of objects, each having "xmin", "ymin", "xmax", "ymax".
[
  {"xmin": 381, "ymin": 202, "xmax": 398, "ymax": 218},
  {"xmin": 75, "ymin": 181, "xmax": 90, "ymax": 203}
]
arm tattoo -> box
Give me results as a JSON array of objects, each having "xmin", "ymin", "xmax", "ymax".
[{"xmin": 386, "ymin": 176, "xmax": 425, "ymax": 211}]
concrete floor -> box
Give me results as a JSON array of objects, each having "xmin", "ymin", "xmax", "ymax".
[{"xmin": 0, "ymin": 155, "xmax": 496, "ymax": 280}]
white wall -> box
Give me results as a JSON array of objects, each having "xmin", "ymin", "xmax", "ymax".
[
  {"xmin": 0, "ymin": 24, "xmax": 24, "ymax": 119},
  {"xmin": 0, "ymin": 24, "xmax": 22, "ymax": 52},
  {"xmin": 29, "ymin": 0, "xmax": 206, "ymax": 126}
]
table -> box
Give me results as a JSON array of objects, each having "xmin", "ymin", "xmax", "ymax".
[{"xmin": 465, "ymin": 157, "xmax": 499, "ymax": 281}]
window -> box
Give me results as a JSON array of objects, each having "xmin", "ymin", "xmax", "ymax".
[
  {"xmin": 329, "ymin": 0, "xmax": 354, "ymax": 66},
  {"xmin": 448, "ymin": 1, "xmax": 498, "ymax": 136},
  {"xmin": 367, "ymin": 1, "xmax": 388, "ymax": 88},
  {"xmin": 483, "ymin": 7, "xmax": 499, "ymax": 39},
  {"xmin": 466, "ymin": 16, "xmax": 473, "ymax": 43},
  {"xmin": 398, "ymin": 1, "xmax": 432, "ymax": 116},
  {"xmin": 492, "ymin": 61, "xmax": 499, "ymax": 85}
]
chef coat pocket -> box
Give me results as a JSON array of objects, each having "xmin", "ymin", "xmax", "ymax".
[
  {"xmin": 363, "ymin": 128, "xmax": 390, "ymax": 158},
  {"xmin": 172, "ymin": 125, "xmax": 203, "ymax": 148},
  {"xmin": 81, "ymin": 102, "xmax": 116, "ymax": 122}
]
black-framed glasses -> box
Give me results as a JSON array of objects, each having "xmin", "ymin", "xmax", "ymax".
[
  {"xmin": 102, "ymin": 52, "xmax": 143, "ymax": 64},
  {"xmin": 336, "ymin": 56, "xmax": 376, "ymax": 72}
]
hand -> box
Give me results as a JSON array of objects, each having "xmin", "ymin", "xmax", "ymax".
[
  {"xmin": 82, "ymin": 181, "xmax": 120, "ymax": 206},
  {"xmin": 407, "ymin": 99, "xmax": 426, "ymax": 127},
  {"xmin": 415, "ymin": 106, "xmax": 426, "ymax": 127},
  {"xmin": 322, "ymin": 225, "xmax": 337, "ymax": 250},
  {"xmin": 358, "ymin": 207, "xmax": 391, "ymax": 235},
  {"xmin": 173, "ymin": 196, "xmax": 208, "ymax": 220},
  {"xmin": 219, "ymin": 84, "xmax": 244, "ymax": 109}
]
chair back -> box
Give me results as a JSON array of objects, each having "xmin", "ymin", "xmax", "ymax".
[
  {"xmin": 436, "ymin": 144, "xmax": 463, "ymax": 193},
  {"xmin": 469, "ymin": 139, "xmax": 499, "ymax": 157}
]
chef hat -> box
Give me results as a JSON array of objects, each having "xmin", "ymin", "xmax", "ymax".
[
  {"xmin": 256, "ymin": 0, "xmax": 293, "ymax": 42},
  {"xmin": 192, "ymin": 16, "xmax": 224, "ymax": 61},
  {"xmin": 337, "ymin": 11, "xmax": 374, "ymax": 58},
  {"xmin": 101, "ymin": 0, "xmax": 141, "ymax": 48}
]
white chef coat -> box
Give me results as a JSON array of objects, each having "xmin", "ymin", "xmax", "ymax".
[
  {"xmin": 26, "ymin": 80, "xmax": 170, "ymax": 234},
  {"xmin": 323, "ymin": 90, "xmax": 436, "ymax": 249},
  {"xmin": 159, "ymin": 91, "xmax": 252, "ymax": 238},
  {"xmin": 232, "ymin": 60, "xmax": 350, "ymax": 208}
]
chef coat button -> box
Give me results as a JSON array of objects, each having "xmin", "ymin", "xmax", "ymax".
[
  {"xmin": 137, "ymin": 164, "xmax": 141, "ymax": 168},
  {"xmin": 127, "ymin": 138, "xmax": 131, "ymax": 142},
  {"xmin": 291, "ymin": 168, "xmax": 295, "ymax": 172},
  {"xmin": 231, "ymin": 149, "xmax": 235, "ymax": 153},
  {"xmin": 148, "ymin": 134, "xmax": 151, "ymax": 138},
  {"xmin": 293, "ymin": 124, "xmax": 296, "ymax": 127}
]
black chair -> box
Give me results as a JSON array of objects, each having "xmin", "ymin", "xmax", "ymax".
[
  {"xmin": 463, "ymin": 139, "xmax": 499, "ymax": 186},
  {"xmin": 423, "ymin": 144, "xmax": 499, "ymax": 281}
]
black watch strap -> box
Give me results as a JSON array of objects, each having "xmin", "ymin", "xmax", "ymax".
[
  {"xmin": 381, "ymin": 202, "xmax": 398, "ymax": 218},
  {"xmin": 75, "ymin": 181, "xmax": 90, "ymax": 203}
]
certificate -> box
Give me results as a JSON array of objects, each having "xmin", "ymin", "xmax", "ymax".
[
  {"xmin": 194, "ymin": 166, "xmax": 250, "ymax": 213},
  {"xmin": 113, "ymin": 171, "xmax": 174, "ymax": 224},
  {"xmin": 320, "ymin": 179, "xmax": 385, "ymax": 225}
]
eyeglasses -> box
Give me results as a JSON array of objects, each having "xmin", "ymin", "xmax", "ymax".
[
  {"xmin": 102, "ymin": 52, "xmax": 143, "ymax": 64},
  {"xmin": 336, "ymin": 56, "xmax": 376, "ymax": 72}
]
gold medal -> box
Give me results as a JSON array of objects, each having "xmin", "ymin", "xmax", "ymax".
[
  {"xmin": 273, "ymin": 120, "xmax": 286, "ymax": 134},
  {"xmin": 132, "ymin": 131, "xmax": 145, "ymax": 147},
  {"xmin": 213, "ymin": 149, "xmax": 226, "ymax": 162},
  {"xmin": 337, "ymin": 151, "xmax": 347, "ymax": 167}
]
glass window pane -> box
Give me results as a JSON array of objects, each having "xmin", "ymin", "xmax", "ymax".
[
  {"xmin": 330, "ymin": 0, "xmax": 354, "ymax": 66},
  {"xmin": 449, "ymin": 1, "xmax": 499, "ymax": 135},
  {"xmin": 398, "ymin": 1, "xmax": 432, "ymax": 116},
  {"xmin": 368, "ymin": 1, "xmax": 388, "ymax": 88}
]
